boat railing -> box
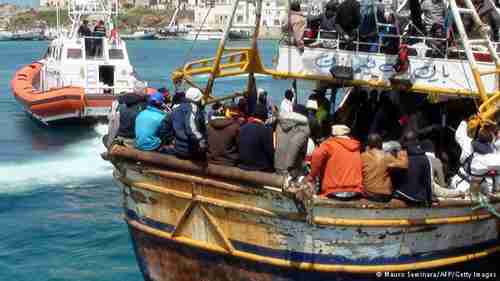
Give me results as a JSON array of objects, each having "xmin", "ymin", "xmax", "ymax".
[
  {"xmin": 176, "ymin": 50, "xmax": 250, "ymax": 82},
  {"xmin": 289, "ymin": 29, "xmax": 498, "ymax": 61}
]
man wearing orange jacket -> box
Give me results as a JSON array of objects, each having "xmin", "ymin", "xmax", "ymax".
[{"xmin": 307, "ymin": 124, "xmax": 363, "ymax": 199}]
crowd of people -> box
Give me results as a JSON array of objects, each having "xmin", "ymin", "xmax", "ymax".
[
  {"xmin": 284, "ymin": 0, "xmax": 500, "ymax": 55},
  {"xmin": 105, "ymin": 82, "xmax": 500, "ymax": 207}
]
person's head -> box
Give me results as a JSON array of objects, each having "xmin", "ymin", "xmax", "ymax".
[
  {"xmin": 257, "ymin": 88, "xmax": 267, "ymax": 104},
  {"xmin": 284, "ymin": 89, "xmax": 294, "ymax": 101},
  {"xmin": 212, "ymin": 105, "xmax": 225, "ymax": 118},
  {"xmin": 331, "ymin": 124, "xmax": 351, "ymax": 137},
  {"xmin": 148, "ymin": 92, "xmax": 165, "ymax": 108},
  {"xmin": 226, "ymin": 104, "xmax": 242, "ymax": 118},
  {"xmin": 186, "ymin": 87, "xmax": 203, "ymax": 104},
  {"xmin": 157, "ymin": 87, "xmax": 170, "ymax": 102},
  {"xmin": 83, "ymin": 20, "xmax": 88, "ymax": 26},
  {"xmin": 290, "ymin": 1, "xmax": 301, "ymax": 12},
  {"xmin": 325, "ymin": 0, "xmax": 337, "ymax": 18},
  {"xmin": 402, "ymin": 130, "xmax": 418, "ymax": 146},
  {"xmin": 367, "ymin": 134, "xmax": 383, "ymax": 149},
  {"xmin": 477, "ymin": 127, "xmax": 494, "ymax": 144},
  {"xmin": 98, "ymin": 20, "xmax": 105, "ymax": 26},
  {"xmin": 420, "ymin": 139, "xmax": 435, "ymax": 153},
  {"xmin": 237, "ymin": 97, "xmax": 248, "ymax": 116},
  {"xmin": 134, "ymin": 81, "xmax": 147, "ymax": 95},
  {"xmin": 313, "ymin": 87, "xmax": 326, "ymax": 97},
  {"xmin": 306, "ymin": 99, "xmax": 318, "ymax": 112},
  {"xmin": 252, "ymin": 104, "xmax": 268, "ymax": 121}
]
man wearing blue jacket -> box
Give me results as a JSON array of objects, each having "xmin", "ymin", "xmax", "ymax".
[
  {"xmin": 134, "ymin": 93, "xmax": 167, "ymax": 151},
  {"xmin": 161, "ymin": 87, "xmax": 207, "ymax": 159}
]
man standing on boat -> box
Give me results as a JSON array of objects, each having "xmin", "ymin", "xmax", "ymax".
[
  {"xmin": 284, "ymin": 2, "xmax": 306, "ymax": 53},
  {"xmin": 78, "ymin": 20, "xmax": 92, "ymax": 37}
]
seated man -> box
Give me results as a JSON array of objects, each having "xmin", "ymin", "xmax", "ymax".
[
  {"xmin": 308, "ymin": 125, "xmax": 363, "ymax": 199},
  {"xmin": 392, "ymin": 131, "xmax": 433, "ymax": 206},
  {"xmin": 134, "ymin": 93, "xmax": 167, "ymax": 151},
  {"xmin": 238, "ymin": 104, "xmax": 274, "ymax": 172},
  {"xmin": 116, "ymin": 92, "xmax": 148, "ymax": 138},
  {"xmin": 361, "ymin": 134, "xmax": 407, "ymax": 202},
  {"xmin": 450, "ymin": 120, "xmax": 500, "ymax": 194},
  {"xmin": 207, "ymin": 107, "xmax": 241, "ymax": 166},
  {"xmin": 421, "ymin": 139, "xmax": 464, "ymax": 198},
  {"xmin": 161, "ymin": 87, "xmax": 207, "ymax": 159},
  {"xmin": 274, "ymin": 110, "xmax": 311, "ymax": 178}
]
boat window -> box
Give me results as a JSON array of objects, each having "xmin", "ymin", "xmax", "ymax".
[
  {"xmin": 67, "ymin": 48, "xmax": 83, "ymax": 59},
  {"xmin": 85, "ymin": 37, "xmax": 104, "ymax": 59},
  {"xmin": 43, "ymin": 47, "xmax": 52, "ymax": 59},
  {"xmin": 109, "ymin": 49, "xmax": 124, "ymax": 60}
]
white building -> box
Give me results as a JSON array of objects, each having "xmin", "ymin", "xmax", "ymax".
[
  {"xmin": 194, "ymin": 0, "xmax": 286, "ymax": 28},
  {"xmin": 40, "ymin": 0, "xmax": 68, "ymax": 7}
]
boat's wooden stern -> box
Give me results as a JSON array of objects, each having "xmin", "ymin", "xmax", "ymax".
[{"xmin": 107, "ymin": 146, "xmax": 500, "ymax": 281}]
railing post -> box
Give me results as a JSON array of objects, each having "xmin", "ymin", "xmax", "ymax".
[{"xmin": 204, "ymin": 0, "xmax": 241, "ymax": 98}]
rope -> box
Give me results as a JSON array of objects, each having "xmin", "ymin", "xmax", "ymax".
[
  {"xmin": 472, "ymin": 193, "xmax": 500, "ymax": 219},
  {"xmin": 178, "ymin": 6, "xmax": 213, "ymax": 89}
]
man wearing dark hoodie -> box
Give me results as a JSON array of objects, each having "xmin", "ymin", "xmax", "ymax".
[
  {"xmin": 238, "ymin": 104, "xmax": 274, "ymax": 172},
  {"xmin": 105, "ymin": 90, "xmax": 147, "ymax": 148},
  {"xmin": 308, "ymin": 124, "xmax": 363, "ymax": 199},
  {"xmin": 393, "ymin": 131, "xmax": 433, "ymax": 206},
  {"xmin": 207, "ymin": 109, "xmax": 241, "ymax": 166}
]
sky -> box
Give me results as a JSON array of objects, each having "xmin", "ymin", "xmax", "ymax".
[{"xmin": 0, "ymin": 0, "xmax": 38, "ymax": 7}]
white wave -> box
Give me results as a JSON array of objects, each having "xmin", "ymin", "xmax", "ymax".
[{"xmin": 0, "ymin": 124, "xmax": 113, "ymax": 193}]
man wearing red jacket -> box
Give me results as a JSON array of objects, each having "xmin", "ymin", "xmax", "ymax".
[{"xmin": 308, "ymin": 124, "xmax": 363, "ymax": 199}]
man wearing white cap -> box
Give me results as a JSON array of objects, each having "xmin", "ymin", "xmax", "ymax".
[
  {"xmin": 308, "ymin": 124, "xmax": 363, "ymax": 199},
  {"xmin": 161, "ymin": 87, "xmax": 207, "ymax": 159}
]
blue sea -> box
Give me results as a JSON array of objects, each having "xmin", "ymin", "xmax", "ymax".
[
  {"xmin": 0, "ymin": 39, "xmax": 292, "ymax": 281},
  {"xmin": 0, "ymin": 40, "xmax": 498, "ymax": 281}
]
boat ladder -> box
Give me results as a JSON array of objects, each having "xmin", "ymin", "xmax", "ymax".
[
  {"xmin": 86, "ymin": 65, "xmax": 99, "ymax": 93},
  {"xmin": 449, "ymin": 0, "xmax": 500, "ymax": 102}
]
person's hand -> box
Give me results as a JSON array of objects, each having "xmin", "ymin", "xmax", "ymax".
[
  {"xmin": 306, "ymin": 175, "xmax": 315, "ymax": 183},
  {"xmin": 199, "ymin": 139, "xmax": 208, "ymax": 152}
]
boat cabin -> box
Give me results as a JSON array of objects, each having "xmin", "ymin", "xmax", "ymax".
[{"xmin": 39, "ymin": 35, "xmax": 137, "ymax": 95}]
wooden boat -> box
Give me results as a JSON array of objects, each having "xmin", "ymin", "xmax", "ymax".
[
  {"xmin": 11, "ymin": 0, "xmax": 146, "ymax": 124},
  {"xmin": 106, "ymin": 144, "xmax": 500, "ymax": 281},
  {"xmin": 106, "ymin": 0, "xmax": 500, "ymax": 280}
]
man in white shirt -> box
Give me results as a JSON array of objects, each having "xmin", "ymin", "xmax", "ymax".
[{"xmin": 280, "ymin": 89, "xmax": 295, "ymax": 114}]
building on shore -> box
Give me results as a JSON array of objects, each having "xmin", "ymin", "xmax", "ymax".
[
  {"xmin": 40, "ymin": 0, "xmax": 67, "ymax": 7},
  {"xmin": 193, "ymin": 0, "xmax": 287, "ymax": 29}
]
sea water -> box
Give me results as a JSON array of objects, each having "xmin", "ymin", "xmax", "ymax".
[
  {"xmin": 0, "ymin": 40, "xmax": 291, "ymax": 281},
  {"xmin": 0, "ymin": 40, "xmax": 497, "ymax": 281}
]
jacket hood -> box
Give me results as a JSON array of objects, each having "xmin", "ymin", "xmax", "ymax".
[
  {"xmin": 209, "ymin": 117, "xmax": 236, "ymax": 129},
  {"xmin": 118, "ymin": 93, "xmax": 146, "ymax": 106},
  {"xmin": 290, "ymin": 11, "xmax": 305, "ymax": 17},
  {"xmin": 278, "ymin": 112, "xmax": 308, "ymax": 132},
  {"xmin": 333, "ymin": 137, "xmax": 360, "ymax": 152}
]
